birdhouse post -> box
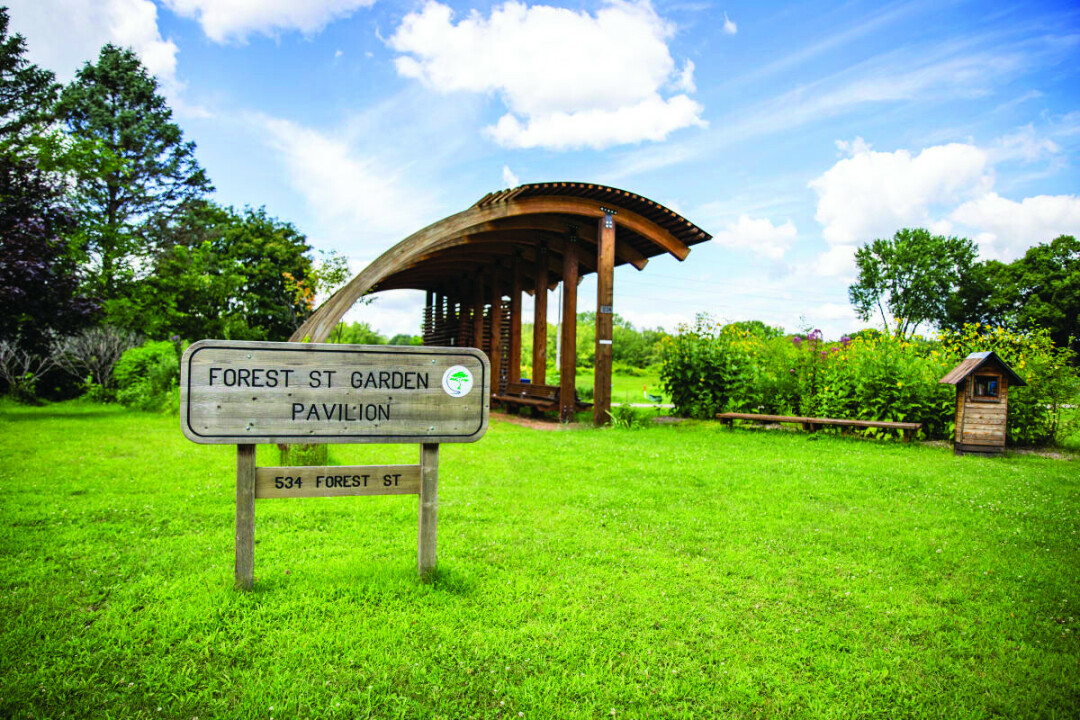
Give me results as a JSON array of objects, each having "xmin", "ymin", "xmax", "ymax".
[{"xmin": 939, "ymin": 351, "xmax": 1026, "ymax": 456}]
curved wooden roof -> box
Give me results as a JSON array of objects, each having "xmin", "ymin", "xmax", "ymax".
[{"xmin": 290, "ymin": 182, "xmax": 712, "ymax": 342}]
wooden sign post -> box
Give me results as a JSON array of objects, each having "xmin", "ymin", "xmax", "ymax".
[{"xmin": 180, "ymin": 340, "xmax": 489, "ymax": 589}]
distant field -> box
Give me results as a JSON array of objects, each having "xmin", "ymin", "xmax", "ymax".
[
  {"xmin": 1, "ymin": 400, "xmax": 1077, "ymax": 719},
  {"xmin": 563, "ymin": 370, "xmax": 667, "ymax": 404}
]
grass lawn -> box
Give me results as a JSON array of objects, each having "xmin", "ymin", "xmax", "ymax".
[{"xmin": 1, "ymin": 400, "xmax": 1077, "ymax": 719}]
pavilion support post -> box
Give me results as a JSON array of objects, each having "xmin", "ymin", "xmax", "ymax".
[
  {"xmin": 472, "ymin": 277, "xmax": 485, "ymax": 353},
  {"xmin": 594, "ymin": 208, "xmax": 616, "ymax": 426},
  {"xmin": 509, "ymin": 257, "xmax": 523, "ymax": 384},
  {"xmin": 560, "ymin": 235, "xmax": 579, "ymax": 423},
  {"xmin": 424, "ymin": 290, "xmax": 435, "ymax": 343},
  {"xmin": 489, "ymin": 270, "xmax": 504, "ymax": 392},
  {"xmin": 532, "ymin": 245, "xmax": 549, "ymax": 385}
]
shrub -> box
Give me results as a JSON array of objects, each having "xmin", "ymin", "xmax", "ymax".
[
  {"xmin": 659, "ymin": 317, "xmax": 1079, "ymax": 446},
  {"xmin": 114, "ymin": 340, "xmax": 181, "ymax": 411},
  {"xmin": 54, "ymin": 326, "xmax": 139, "ymax": 392},
  {"xmin": 609, "ymin": 403, "xmax": 650, "ymax": 429},
  {"xmin": 813, "ymin": 333, "xmax": 954, "ymax": 439},
  {"xmin": 658, "ymin": 314, "xmax": 744, "ymax": 419},
  {"xmin": 938, "ymin": 324, "xmax": 1078, "ymax": 445}
]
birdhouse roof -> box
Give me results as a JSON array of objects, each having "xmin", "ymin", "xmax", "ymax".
[{"xmin": 938, "ymin": 351, "xmax": 1027, "ymax": 387}]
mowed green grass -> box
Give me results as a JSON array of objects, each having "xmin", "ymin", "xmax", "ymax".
[{"xmin": 1, "ymin": 401, "xmax": 1077, "ymax": 719}]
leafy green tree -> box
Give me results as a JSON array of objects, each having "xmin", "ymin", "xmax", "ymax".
[
  {"xmin": 115, "ymin": 201, "xmax": 317, "ymax": 341},
  {"xmin": 1005, "ymin": 235, "xmax": 1080, "ymax": 355},
  {"xmin": 849, "ymin": 228, "xmax": 977, "ymax": 337},
  {"xmin": 0, "ymin": 7, "xmax": 58, "ymax": 147},
  {"xmin": 942, "ymin": 258, "xmax": 1013, "ymax": 330},
  {"xmin": 0, "ymin": 10, "xmax": 95, "ymax": 354},
  {"xmin": 57, "ymin": 44, "xmax": 212, "ymax": 298},
  {"xmin": 330, "ymin": 321, "xmax": 386, "ymax": 345}
]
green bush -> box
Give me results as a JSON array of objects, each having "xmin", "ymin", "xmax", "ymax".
[
  {"xmin": 608, "ymin": 403, "xmax": 650, "ymax": 429},
  {"xmin": 660, "ymin": 317, "xmax": 1079, "ymax": 445},
  {"xmin": 114, "ymin": 340, "xmax": 181, "ymax": 412}
]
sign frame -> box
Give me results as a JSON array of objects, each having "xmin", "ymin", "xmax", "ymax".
[
  {"xmin": 180, "ymin": 340, "xmax": 489, "ymax": 589},
  {"xmin": 181, "ymin": 340, "xmax": 490, "ymax": 445}
]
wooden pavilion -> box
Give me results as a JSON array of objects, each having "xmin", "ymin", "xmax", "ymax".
[{"xmin": 288, "ymin": 182, "xmax": 712, "ymax": 425}]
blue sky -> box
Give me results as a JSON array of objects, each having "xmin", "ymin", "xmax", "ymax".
[{"xmin": 9, "ymin": 0, "xmax": 1080, "ymax": 338}]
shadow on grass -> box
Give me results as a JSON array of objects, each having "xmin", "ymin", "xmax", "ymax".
[
  {"xmin": 243, "ymin": 560, "xmax": 476, "ymax": 599},
  {"xmin": 0, "ymin": 409, "xmax": 126, "ymax": 422}
]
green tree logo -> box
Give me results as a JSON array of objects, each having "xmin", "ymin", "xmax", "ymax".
[{"xmin": 441, "ymin": 365, "xmax": 474, "ymax": 398}]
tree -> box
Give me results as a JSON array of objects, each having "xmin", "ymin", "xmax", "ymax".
[
  {"xmin": 116, "ymin": 201, "xmax": 320, "ymax": 341},
  {"xmin": 0, "ymin": 7, "xmax": 58, "ymax": 147},
  {"xmin": 0, "ymin": 152, "xmax": 97, "ymax": 353},
  {"xmin": 849, "ymin": 228, "xmax": 977, "ymax": 337},
  {"xmin": 57, "ymin": 44, "xmax": 212, "ymax": 298},
  {"xmin": 1006, "ymin": 235, "xmax": 1080, "ymax": 354},
  {"xmin": 331, "ymin": 321, "xmax": 386, "ymax": 345},
  {"xmin": 942, "ymin": 258, "xmax": 1013, "ymax": 330}
]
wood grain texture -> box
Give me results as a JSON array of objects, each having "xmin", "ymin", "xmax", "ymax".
[
  {"xmin": 508, "ymin": 260, "xmax": 522, "ymax": 384},
  {"xmin": 417, "ymin": 443, "xmax": 439, "ymax": 581},
  {"xmin": 288, "ymin": 185, "xmax": 706, "ymax": 343},
  {"xmin": 255, "ymin": 464, "xmax": 420, "ymax": 498},
  {"xmin": 560, "ymin": 239, "xmax": 579, "ymax": 423},
  {"xmin": 235, "ymin": 444, "xmax": 256, "ymax": 591},
  {"xmin": 181, "ymin": 341, "xmax": 489, "ymax": 445},
  {"xmin": 593, "ymin": 212, "xmax": 615, "ymax": 426},
  {"xmin": 532, "ymin": 246, "xmax": 548, "ymax": 384}
]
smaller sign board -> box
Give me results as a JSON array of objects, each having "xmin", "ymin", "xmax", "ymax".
[
  {"xmin": 181, "ymin": 340, "xmax": 489, "ymax": 444},
  {"xmin": 255, "ymin": 464, "xmax": 421, "ymax": 499}
]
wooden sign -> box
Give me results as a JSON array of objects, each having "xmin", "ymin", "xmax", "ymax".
[
  {"xmin": 181, "ymin": 340, "xmax": 489, "ymax": 590},
  {"xmin": 181, "ymin": 340, "xmax": 489, "ymax": 444},
  {"xmin": 254, "ymin": 464, "xmax": 421, "ymax": 498}
]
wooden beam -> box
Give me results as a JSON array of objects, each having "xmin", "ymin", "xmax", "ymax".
[
  {"xmin": 594, "ymin": 211, "xmax": 615, "ymax": 426},
  {"xmin": 489, "ymin": 269, "xmax": 503, "ymax": 392},
  {"xmin": 560, "ymin": 238, "xmax": 579, "ymax": 423},
  {"xmin": 509, "ymin": 256, "xmax": 523, "ymax": 384},
  {"xmin": 433, "ymin": 219, "xmax": 649, "ymax": 270},
  {"xmin": 533, "ymin": 244, "xmax": 548, "ymax": 384},
  {"xmin": 472, "ymin": 276, "xmax": 485, "ymax": 352},
  {"xmin": 502, "ymin": 196, "xmax": 690, "ymax": 261},
  {"xmin": 291, "ymin": 192, "xmax": 690, "ymax": 343}
]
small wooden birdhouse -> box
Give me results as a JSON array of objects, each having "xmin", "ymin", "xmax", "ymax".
[{"xmin": 939, "ymin": 351, "xmax": 1026, "ymax": 456}]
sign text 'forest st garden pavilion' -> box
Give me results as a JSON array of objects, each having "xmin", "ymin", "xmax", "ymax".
[{"xmin": 181, "ymin": 340, "xmax": 490, "ymax": 588}]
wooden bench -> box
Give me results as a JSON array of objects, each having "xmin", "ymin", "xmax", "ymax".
[
  {"xmin": 716, "ymin": 412, "xmax": 921, "ymax": 442},
  {"xmin": 493, "ymin": 382, "xmax": 593, "ymax": 414}
]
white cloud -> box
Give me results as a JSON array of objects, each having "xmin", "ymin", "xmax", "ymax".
[
  {"xmin": 160, "ymin": 0, "xmax": 374, "ymax": 43},
  {"xmin": 950, "ymin": 192, "xmax": 1080, "ymax": 259},
  {"xmin": 712, "ymin": 214, "xmax": 797, "ymax": 260},
  {"xmin": 502, "ymin": 165, "xmax": 520, "ymax": 188},
  {"xmin": 7, "ymin": 0, "xmax": 210, "ymax": 116},
  {"xmin": 722, "ymin": 12, "xmax": 737, "ymax": 35},
  {"xmin": 991, "ymin": 124, "xmax": 1059, "ymax": 163},
  {"xmin": 258, "ymin": 115, "xmax": 435, "ymax": 250},
  {"xmin": 674, "ymin": 59, "xmax": 696, "ymax": 93},
  {"xmin": 809, "ymin": 132, "xmax": 1079, "ymax": 273},
  {"xmin": 9, "ymin": 0, "xmax": 176, "ymax": 82},
  {"xmin": 812, "ymin": 244, "xmax": 858, "ymax": 277},
  {"xmin": 388, "ymin": 0, "xmax": 705, "ymax": 150},
  {"xmin": 809, "ymin": 141, "xmax": 992, "ymax": 248}
]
